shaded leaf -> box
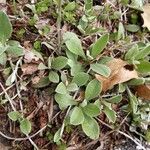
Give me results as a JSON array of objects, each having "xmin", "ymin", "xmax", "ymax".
[
  {"xmin": 127, "ymin": 78, "xmax": 145, "ymax": 85},
  {"xmin": 125, "ymin": 44, "xmax": 139, "ymax": 60},
  {"xmin": 0, "ymin": 44, "xmax": 7, "ymax": 55},
  {"xmin": 54, "ymin": 129, "xmax": 61, "ymax": 143},
  {"xmin": 0, "ymin": 52, "xmax": 7, "ymax": 65},
  {"xmin": 6, "ymin": 45, "xmax": 24, "ymax": 57},
  {"xmin": 64, "ymin": 1, "xmax": 76, "ymax": 11},
  {"xmin": 117, "ymin": 22, "xmax": 125, "ymax": 40},
  {"xmin": 127, "ymin": 88, "xmax": 138, "ymax": 114},
  {"xmin": 105, "ymin": 95, "xmax": 122, "ymax": 104},
  {"xmin": 125, "ymin": 24, "xmax": 140, "ymax": 32},
  {"xmin": 49, "ymin": 71, "xmax": 59, "ymax": 83},
  {"xmin": 33, "ymin": 76, "xmax": 50, "ymax": 88},
  {"xmin": 38, "ymin": 63, "xmax": 48, "ymax": 70}
]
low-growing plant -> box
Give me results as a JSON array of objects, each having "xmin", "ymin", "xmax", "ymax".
[
  {"xmin": 0, "ymin": 11, "xmax": 24, "ymax": 66},
  {"xmin": 1, "ymin": 1, "xmax": 150, "ymax": 147},
  {"xmin": 8, "ymin": 111, "xmax": 32, "ymax": 135}
]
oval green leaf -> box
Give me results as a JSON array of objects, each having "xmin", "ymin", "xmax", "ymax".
[
  {"xmin": 90, "ymin": 63, "xmax": 111, "ymax": 77},
  {"xmin": 82, "ymin": 115, "xmax": 100, "ymax": 139},
  {"xmin": 20, "ymin": 118, "xmax": 32, "ymax": 135},
  {"xmin": 72, "ymin": 72, "xmax": 89, "ymax": 86},
  {"xmin": 135, "ymin": 45, "xmax": 150, "ymax": 60},
  {"xmin": 0, "ymin": 11, "xmax": 12, "ymax": 43},
  {"xmin": 103, "ymin": 106, "xmax": 116, "ymax": 123},
  {"xmin": 105, "ymin": 95, "xmax": 122, "ymax": 104},
  {"xmin": 51, "ymin": 56, "xmax": 68, "ymax": 70},
  {"xmin": 55, "ymin": 93, "xmax": 77, "ymax": 109},
  {"xmin": 63, "ymin": 32, "xmax": 85, "ymax": 58},
  {"xmin": 8, "ymin": 111, "xmax": 21, "ymax": 121},
  {"xmin": 91, "ymin": 34, "xmax": 109, "ymax": 58},
  {"xmin": 85, "ymin": 79, "xmax": 101, "ymax": 100},
  {"xmin": 83, "ymin": 104, "xmax": 100, "ymax": 117},
  {"xmin": 136, "ymin": 61, "xmax": 150, "ymax": 73},
  {"xmin": 55, "ymin": 82, "xmax": 67, "ymax": 94},
  {"xmin": 49, "ymin": 71, "xmax": 59, "ymax": 83},
  {"xmin": 70, "ymin": 106, "xmax": 84, "ymax": 125}
]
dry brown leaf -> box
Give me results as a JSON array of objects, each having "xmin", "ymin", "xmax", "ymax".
[
  {"xmin": 95, "ymin": 58, "xmax": 138, "ymax": 92},
  {"xmin": 141, "ymin": 4, "xmax": 150, "ymax": 31},
  {"xmin": 31, "ymin": 76, "xmax": 41, "ymax": 84},
  {"xmin": 24, "ymin": 50, "xmax": 39, "ymax": 63},
  {"xmin": 21, "ymin": 63, "xmax": 38, "ymax": 75},
  {"xmin": 135, "ymin": 84, "xmax": 150, "ymax": 100}
]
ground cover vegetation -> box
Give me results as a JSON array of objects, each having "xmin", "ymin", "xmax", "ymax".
[{"xmin": 0, "ymin": 0, "xmax": 150, "ymax": 149}]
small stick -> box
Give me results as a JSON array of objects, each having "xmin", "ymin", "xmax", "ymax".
[
  {"xmin": 97, "ymin": 118, "xmax": 146, "ymax": 150},
  {"xmin": 57, "ymin": 0, "xmax": 62, "ymax": 53},
  {"xmin": 0, "ymin": 125, "xmax": 47, "ymax": 141},
  {"xmin": 0, "ymin": 82, "xmax": 16, "ymax": 111},
  {"xmin": 0, "ymin": 83, "xmax": 15, "ymax": 96}
]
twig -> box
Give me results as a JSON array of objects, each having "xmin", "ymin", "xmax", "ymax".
[
  {"xmin": 0, "ymin": 83, "xmax": 15, "ymax": 96},
  {"xmin": 57, "ymin": 0, "xmax": 62, "ymax": 53},
  {"xmin": 0, "ymin": 82, "xmax": 16, "ymax": 111},
  {"xmin": 60, "ymin": 106, "xmax": 71, "ymax": 137},
  {"xmin": 10, "ymin": 57, "xmax": 23, "ymax": 113},
  {"xmin": 97, "ymin": 118, "xmax": 146, "ymax": 150},
  {"xmin": 118, "ymin": 130, "xmax": 146, "ymax": 150},
  {"xmin": 26, "ymin": 134, "xmax": 39, "ymax": 150},
  {"xmin": 0, "ymin": 125, "xmax": 47, "ymax": 141}
]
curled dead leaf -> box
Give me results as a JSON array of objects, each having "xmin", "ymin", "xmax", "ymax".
[
  {"xmin": 135, "ymin": 84, "xmax": 150, "ymax": 100},
  {"xmin": 21, "ymin": 63, "xmax": 38, "ymax": 75},
  {"xmin": 95, "ymin": 59, "xmax": 138, "ymax": 92},
  {"xmin": 141, "ymin": 4, "xmax": 150, "ymax": 31}
]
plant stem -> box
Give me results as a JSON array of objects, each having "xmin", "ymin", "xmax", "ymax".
[{"xmin": 57, "ymin": 0, "xmax": 62, "ymax": 53}]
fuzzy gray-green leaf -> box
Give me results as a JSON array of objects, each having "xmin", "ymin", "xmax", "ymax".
[
  {"xmin": 70, "ymin": 106, "xmax": 84, "ymax": 125},
  {"xmin": 90, "ymin": 63, "xmax": 111, "ymax": 77},
  {"xmin": 91, "ymin": 34, "xmax": 109, "ymax": 58},
  {"xmin": 85, "ymin": 79, "xmax": 101, "ymax": 100}
]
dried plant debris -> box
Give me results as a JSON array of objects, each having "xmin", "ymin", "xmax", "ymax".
[
  {"xmin": 142, "ymin": 4, "xmax": 150, "ymax": 31},
  {"xmin": 135, "ymin": 84, "xmax": 150, "ymax": 100},
  {"xmin": 95, "ymin": 59, "xmax": 138, "ymax": 92}
]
